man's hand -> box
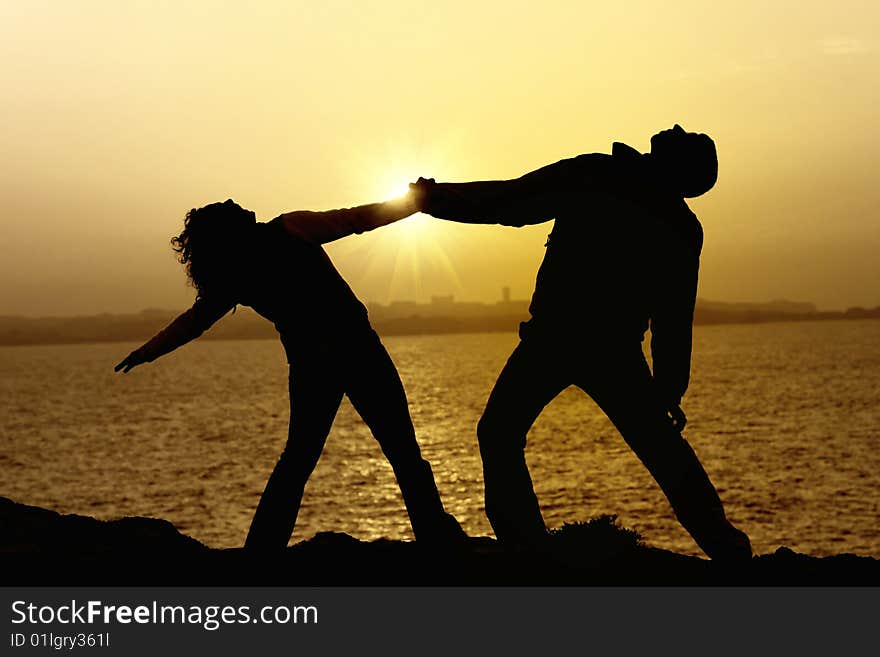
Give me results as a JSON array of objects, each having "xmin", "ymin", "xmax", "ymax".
[
  {"xmin": 667, "ymin": 403, "xmax": 687, "ymax": 432},
  {"xmin": 114, "ymin": 350, "xmax": 145, "ymax": 374},
  {"xmin": 409, "ymin": 177, "xmax": 435, "ymax": 212}
]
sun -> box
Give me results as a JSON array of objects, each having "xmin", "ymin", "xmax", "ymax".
[
  {"xmin": 326, "ymin": 148, "xmax": 467, "ymax": 302},
  {"xmin": 384, "ymin": 181, "xmax": 412, "ymax": 201},
  {"xmin": 329, "ymin": 171, "xmax": 465, "ymax": 302}
]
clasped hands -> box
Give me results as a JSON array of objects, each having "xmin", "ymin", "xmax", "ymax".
[{"xmin": 408, "ymin": 177, "xmax": 436, "ymax": 212}]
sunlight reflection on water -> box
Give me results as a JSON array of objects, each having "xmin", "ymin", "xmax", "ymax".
[{"xmin": 1, "ymin": 320, "xmax": 878, "ymax": 557}]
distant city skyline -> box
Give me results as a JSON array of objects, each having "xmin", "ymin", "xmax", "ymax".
[
  {"xmin": 2, "ymin": 291, "xmax": 875, "ymax": 348},
  {"xmin": 7, "ymin": 286, "xmax": 868, "ymax": 320}
]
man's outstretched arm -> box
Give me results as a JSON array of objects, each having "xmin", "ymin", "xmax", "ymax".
[
  {"xmin": 415, "ymin": 155, "xmax": 588, "ymax": 227},
  {"xmin": 277, "ymin": 193, "xmax": 419, "ymax": 244},
  {"xmin": 114, "ymin": 297, "xmax": 234, "ymax": 373}
]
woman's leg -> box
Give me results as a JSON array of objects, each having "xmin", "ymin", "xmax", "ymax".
[
  {"xmin": 244, "ymin": 359, "xmax": 344, "ymax": 550},
  {"xmin": 343, "ymin": 331, "xmax": 464, "ymax": 542}
]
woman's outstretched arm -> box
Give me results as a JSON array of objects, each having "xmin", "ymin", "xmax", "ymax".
[
  {"xmin": 276, "ymin": 193, "xmax": 420, "ymax": 244},
  {"xmin": 114, "ymin": 297, "xmax": 234, "ymax": 373}
]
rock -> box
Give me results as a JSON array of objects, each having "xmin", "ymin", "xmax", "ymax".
[
  {"xmin": 0, "ymin": 497, "xmax": 205, "ymax": 555},
  {"xmin": 1, "ymin": 498, "xmax": 877, "ymax": 585}
]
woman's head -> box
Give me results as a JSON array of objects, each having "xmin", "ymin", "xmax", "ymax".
[{"xmin": 171, "ymin": 199, "xmax": 257, "ymax": 298}]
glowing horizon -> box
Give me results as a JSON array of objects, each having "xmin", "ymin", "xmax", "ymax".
[{"xmin": 1, "ymin": 1, "xmax": 878, "ymax": 315}]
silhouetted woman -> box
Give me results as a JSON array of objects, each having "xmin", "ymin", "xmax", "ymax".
[{"xmin": 115, "ymin": 195, "xmax": 464, "ymax": 549}]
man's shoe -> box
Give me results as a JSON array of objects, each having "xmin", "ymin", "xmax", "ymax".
[{"xmin": 697, "ymin": 520, "xmax": 752, "ymax": 563}]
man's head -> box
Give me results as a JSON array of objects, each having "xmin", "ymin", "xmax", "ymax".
[{"xmin": 649, "ymin": 124, "xmax": 717, "ymax": 198}]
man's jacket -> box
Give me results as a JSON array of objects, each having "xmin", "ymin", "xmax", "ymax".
[{"xmin": 422, "ymin": 142, "xmax": 703, "ymax": 405}]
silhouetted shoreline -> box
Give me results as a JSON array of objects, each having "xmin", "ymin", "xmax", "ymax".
[
  {"xmin": 3, "ymin": 497, "xmax": 877, "ymax": 585},
  {"xmin": 1, "ymin": 299, "xmax": 878, "ymax": 347}
]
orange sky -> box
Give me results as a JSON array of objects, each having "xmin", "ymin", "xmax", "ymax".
[{"xmin": 1, "ymin": 1, "xmax": 877, "ymax": 315}]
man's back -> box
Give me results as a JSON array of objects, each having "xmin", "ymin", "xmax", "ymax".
[
  {"xmin": 526, "ymin": 144, "xmax": 703, "ymax": 345},
  {"xmin": 421, "ymin": 143, "xmax": 702, "ymax": 344},
  {"xmin": 420, "ymin": 141, "xmax": 704, "ymax": 404}
]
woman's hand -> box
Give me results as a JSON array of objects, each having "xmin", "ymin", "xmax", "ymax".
[{"xmin": 114, "ymin": 350, "xmax": 145, "ymax": 374}]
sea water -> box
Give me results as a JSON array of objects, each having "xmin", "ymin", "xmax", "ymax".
[{"xmin": 1, "ymin": 320, "xmax": 878, "ymax": 557}]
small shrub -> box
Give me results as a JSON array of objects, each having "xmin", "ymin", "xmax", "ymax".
[{"xmin": 549, "ymin": 515, "xmax": 643, "ymax": 558}]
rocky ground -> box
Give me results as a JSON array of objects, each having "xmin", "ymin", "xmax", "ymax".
[{"xmin": 2, "ymin": 497, "xmax": 877, "ymax": 585}]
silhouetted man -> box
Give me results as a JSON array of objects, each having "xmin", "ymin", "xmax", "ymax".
[{"xmin": 413, "ymin": 125, "xmax": 751, "ymax": 560}]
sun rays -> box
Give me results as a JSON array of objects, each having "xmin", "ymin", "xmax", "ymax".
[
  {"xmin": 330, "ymin": 211, "xmax": 466, "ymax": 304},
  {"xmin": 324, "ymin": 137, "xmax": 470, "ymax": 303}
]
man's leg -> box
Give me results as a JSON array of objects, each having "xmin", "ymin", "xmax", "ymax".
[
  {"xmin": 477, "ymin": 337, "xmax": 569, "ymax": 545},
  {"xmin": 343, "ymin": 331, "xmax": 464, "ymax": 543},
  {"xmin": 244, "ymin": 358, "xmax": 344, "ymax": 550},
  {"xmin": 575, "ymin": 346, "xmax": 751, "ymax": 561}
]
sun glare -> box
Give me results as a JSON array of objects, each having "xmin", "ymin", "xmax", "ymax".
[
  {"xmin": 329, "ymin": 147, "xmax": 468, "ymax": 301},
  {"xmin": 385, "ymin": 180, "xmax": 412, "ymax": 201},
  {"xmin": 325, "ymin": 170, "xmax": 465, "ymax": 303}
]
